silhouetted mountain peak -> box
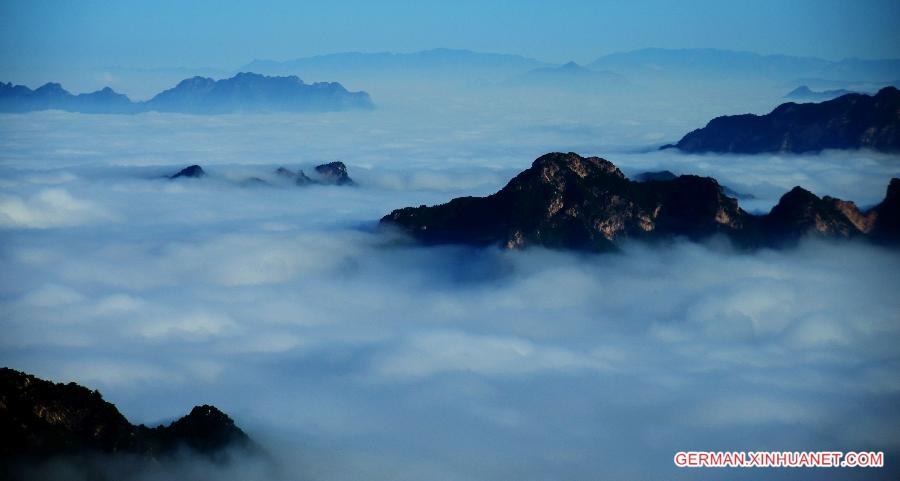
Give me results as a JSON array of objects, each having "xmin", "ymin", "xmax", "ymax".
[
  {"xmin": 170, "ymin": 165, "xmax": 205, "ymax": 179},
  {"xmin": 158, "ymin": 404, "xmax": 250, "ymax": 455},
  {"xmin": 886, "ymin": 178, "xmax": 900, "ymax": 200},
  {"xmin": 34, "ymin": 82, "xmax": 68, "ymax": 95},
  {"xmin": 315, "ymin": 161, "xmax": 354, "ymax": 185},
  {"xmin": 382, "ymin": 152, "xmax": 899, "ymax": 251},
  {"xmin": 668, "ymin": 87, "xmax": 900, "ymax": 153},
  {"xmin": 1, "ymin": 73, "xmax": 373, "ymax": 114},
  {"xmin": 0, "ymin": 367, "xmax": 256, "ymax": 464},
  {"xmin": 526, "ymin": 152, "xmax": 625, "ymax": 186}
]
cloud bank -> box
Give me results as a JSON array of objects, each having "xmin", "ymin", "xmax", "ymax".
[{"xmin": 1, "ymin": 84, "xmax": 899, "ymax": 480}]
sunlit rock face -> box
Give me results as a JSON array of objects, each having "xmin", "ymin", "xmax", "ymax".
[
  {"xmin": 382, "ymin": 152, "xmax": 747, "ymax": 251},
  {"xmin": 381, "ymin": 152, "xmax": 899, "ymax": 251},
  {"xmin": 666, "ymin": 86, "xmax": 900, "ymax": 153}
]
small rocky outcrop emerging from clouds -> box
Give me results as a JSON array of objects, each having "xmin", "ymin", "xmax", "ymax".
[
  {"xmin": 663, "ymin": 86, "xmax": 900, "ymax": 153},
  {"xmin": 169, "ymin": 161, "xmax": 355, "ymax": 186},
  {"xmin": 0, "ymin": 367, "xmax": 256, "ymax": 470},
  {"xmin": 275, "ymin": 162, "xmax": 355, "ymax": 186},
  {"xmin": 0, "ymin": 72, "xmax": 374, "ymax": 114},
  {"xmin": 381, "ymin": 152, "xmax": 900, "ymax": 251},
  {"xmin": 314, "ymin": 161, "xmax": 355, "ymax": 185},
  {"xmin": 170, "ymin": 164, "xmax": 206, "ymax": 179}
]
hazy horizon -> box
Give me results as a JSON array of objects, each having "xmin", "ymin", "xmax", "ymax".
[{"xmin": 2, "ymin": 2, "xmax": 899, "ymax": 480}]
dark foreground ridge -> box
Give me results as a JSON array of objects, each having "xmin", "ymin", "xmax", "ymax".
[
  {"xmin": 381, "ymin": 152, "xmax": 900, "ymax": 251},
  {"xmin": 0, "ymin": 367, "xmax": 258, "ymax": 477},
  {"xmin": 663, "ymin": 86, "xmax": 900, "ymax": 153},
  {"xmin": 0, "ymin": 72, "xmax": 374, "ymax": 114}
]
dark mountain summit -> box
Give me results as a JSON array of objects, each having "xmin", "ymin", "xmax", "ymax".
[
  {"xmin": 381, "ymin": 152, "xmax": 899, "ymax": 251},
  {"xmin": 0, "ymin": 367, "xmax": 256, "ymax": 470},
  {"xmin": 170, "ymin": 165, "xmax": 206, "ymax": 179},
  {"xmin": 663, "ymin": 86, "xmax": 900, "ymax": 153},
  {"xmin": 315, "ymin": 161, "xmax": 355, "ymax": 185},
  {"xmin": 0, "ymin": 73, "xmax": 373, "ymax": 114},
  {"xmin": 274, "ymin": 162, "xmax": 355, "ymax": 186}
]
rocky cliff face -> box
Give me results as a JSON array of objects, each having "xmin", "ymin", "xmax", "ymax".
[
  {"xmin": 381, "ymin": 152, "xmax": 899, "ymax": 251},
  {"xmin": 0, "ymin": 367, "xmax": 255, "ymax": 469},
  {"xmin": 664, "ymin": 86, "xmax": 900, "ymax": 153}
]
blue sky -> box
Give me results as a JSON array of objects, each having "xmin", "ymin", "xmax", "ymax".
[{"xmin": 1, "ymin": 0, "xmax": 899, "ymax": 71}]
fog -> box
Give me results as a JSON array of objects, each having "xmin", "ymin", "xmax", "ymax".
[{"xmin": 1, "ymin": 82, "xmax": 899, "ymax": 481}]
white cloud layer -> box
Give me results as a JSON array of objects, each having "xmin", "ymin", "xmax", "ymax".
[{"xmin": 1, "ymin": 83, "xmax": 899, "ymax": 480}]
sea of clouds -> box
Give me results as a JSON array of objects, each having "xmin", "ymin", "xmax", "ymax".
[{"xmin": 1, "ymin": 86, "xmax": 899, "ymax": 480}]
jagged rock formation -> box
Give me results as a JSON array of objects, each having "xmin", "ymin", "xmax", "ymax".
[
  {"xmin": 167, "ymin": 162, "xmax": 355, "ymax": 186},
  {"xmin": 0, "ymin": 367, "xmax": 255, "ymax": 468},
  {"xmin": 170, "ymin": 165, "xmax": 206, "ymax": 179},
  {"xmin": 663, "ymin": 86, "xmax": 900, "ymax": 153},
  {"xmin": 314, "ymin": 162, "xmax": 354, "ymax": 185},
  {"xmin": 381, "ymin": 152, "xmax": 899, "ymax": 251},
  {"xmin": 0, "ymin": 72, "xmax": 373, "ymax": 114},
  {"xmin": 276, "ymin": 162, "xmax": 355, "ymax": 186}
]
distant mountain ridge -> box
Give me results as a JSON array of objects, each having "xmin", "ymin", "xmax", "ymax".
[
  {"xmin": 785, "ymin": 85, "xmax": 857, "ymax": 101},
  {"xmin": 664, "ymin": 86, "xmax": 900, "ymax": 153},
  {"xmin": 243, "ymin": 48, "xmax": 550, "ymax": 81},
  {"xmin": 504, "ymin": 61, "xmax": 628, "ymax": 90},
  {"xmin": 0, "ymin": 72, "xmax": 373, "ymax": 114},
  {"xmin": 589, "ymin": 48, "xmax": 900, "ymax": 82}
]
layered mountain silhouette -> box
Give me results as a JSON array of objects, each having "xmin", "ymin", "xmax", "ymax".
[
  {"xmin": 785, "ymin": 85, "xmax": 857, "ymax": 101},
  {"xmin": 0, "ymin": 83, "xmax": 140, "ymax": 113},
  {"xmin": 244, "ymin": 48, "xmax": 549, "ymax": 81},
  {"xmin": 663, "ymin": 86, "xmax": 900, "ymax": 153},
  {"xmin": 381, "ymin": 152, "xmax": 899, "ymax": 251},
  {"xmin": 504, "ymin": 61, "xmax": 627, "ymax": 90},
  {"xmin": 245, "ymin": 48, "xmax": 900, "ymax": 85},
  {"xmin": 589, "ymin": 48, "xmax": 900, "ymax": 82},
  {"xmin": 0, "ymin": 72, "xmax": 373, "ymax": 114},
  {"xmin": 0, "ymin": 367, "xmax": 257, "ymax": 476}
]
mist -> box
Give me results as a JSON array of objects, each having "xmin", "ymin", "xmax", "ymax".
[{"xmin": 2, "ymin": 68, "xmax": 900, "ymax": 481}]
